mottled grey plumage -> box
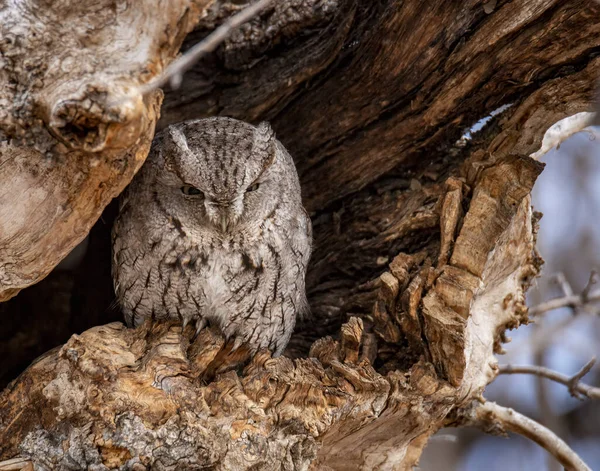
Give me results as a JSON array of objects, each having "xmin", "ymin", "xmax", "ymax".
[{"xmin": 112, "ymin": 117, "xmax": 312, "ymax": 355}]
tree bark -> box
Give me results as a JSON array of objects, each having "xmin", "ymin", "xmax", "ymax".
[
  {"xmin": 0, "ymin": 0, "xmax": 210, "ymax": 301},
  {"xmin": 1, "ymin": 0, "xmax": 599, "ymax": 470}
]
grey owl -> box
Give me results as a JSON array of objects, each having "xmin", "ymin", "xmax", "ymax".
[{"xmin": 112, "ymin": 117, "xmax": 312, "ymax": 356}]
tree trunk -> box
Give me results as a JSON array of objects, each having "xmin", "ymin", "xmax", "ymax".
[
  {"xmin": 0, "ymin": 0, "xmax": 210, "ymax": 301},
  {"xmin": 1, "ymin": 0, "xmax": 599, "ymax": 470}
]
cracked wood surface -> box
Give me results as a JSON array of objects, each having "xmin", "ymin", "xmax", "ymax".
[
  {"xmin": 0, "ymin": 152, "xmax": 542, "ymax": 470},
  {"xmin": 161, "ymin": 0, "xmax": 600, "ymax": 212}
]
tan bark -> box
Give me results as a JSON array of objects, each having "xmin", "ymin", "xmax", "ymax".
[
  {"xmin": 1, "ymin": 0, "xmax": 600, "ymax": 469},
  {"xmin": 0, "ymin": 0, "xmax": 211, "ymax": 301},
  {"xmin": 0, "ymin": 152, "xmax": 542, "ymax": 469}
]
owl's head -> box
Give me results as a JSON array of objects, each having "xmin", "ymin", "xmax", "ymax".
[{"xmin": 139, "ymin": 117, "xmax": 297, "ymax": 235}]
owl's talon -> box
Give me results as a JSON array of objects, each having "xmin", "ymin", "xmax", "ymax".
[
  {"xmin": 182, "ymin": 317, "xmax": 190, "ymax": 330},
  {"xmin": 231, "ymin": 336, "xmax": 244, "ymax": 352},
  {"xmin": 195, "ymin": 317, "xmax": 207, "ymax": 336}
]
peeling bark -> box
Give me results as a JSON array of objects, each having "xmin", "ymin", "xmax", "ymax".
[{"xmin": 1, "ymin": 0, "xmax": 599, "ymax": 469}]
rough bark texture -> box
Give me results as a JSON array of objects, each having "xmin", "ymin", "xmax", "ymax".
[
  {"xmin": 1, "ymin": 0, "xmax": 599, "ymax": 469},
  {"xmin": 0, "ymin": 0, "xmax": 211, "ymax": 301},
  {"xmin": 0, "ymin": 159, "xmax": 541, "ymax": 469}
]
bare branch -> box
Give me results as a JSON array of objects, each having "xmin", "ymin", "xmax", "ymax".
[
  {"xmin": 466, "ymin": 401, "xmax": 592, "ymax": 471},
  {"xmin": 554, "ymin": 272, "xmax": 574, "ymax": 297},
  {"xmin": 498, "ymin": 358, "xmax": 600, "ymax": 400},
  {"xmin": 581, "ymin": 270, "xmax": 598, "ymax": 303},
  {"xmin": 569, "ymin": 358, "xmax": 597, "ymax": 394},
  {"xmin": 529, "ymin": 271, "xmax": 600, "ymax": 317},
  {"xmin": 510, "ymin": 272, "xmax": 600, "ymax": 357},
  {"xmin": 139, "ymin": 0, "xmax": 274, "ymax": 95},
  {"xmin": 528, "ymin": 291, "xmax": 600, "ymax": 316}
]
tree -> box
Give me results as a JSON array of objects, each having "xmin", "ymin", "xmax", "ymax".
[{"xmin": 1, "ymin": 0, "xmax": 599, "ymax": 469}]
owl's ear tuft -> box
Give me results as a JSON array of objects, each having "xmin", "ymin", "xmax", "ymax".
[
  {"xmin": 162, "ymin": 125, "xmax": 193, "ymax": 173},
  {"xmin": 255, "ymin": 121, "xmax": 276, "ymax": 149},
  {"xmin": 167, "ymin": 125, "xmax": 192, "ymax": 154}
]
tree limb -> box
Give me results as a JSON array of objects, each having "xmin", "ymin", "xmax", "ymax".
[
  {"xmin": 528, "ymin": 292, "xmax": 600, "ymax": 316},
  {"xmin": 464, "ymin": 401, "xmax": 592, "ymax": 471},
  {"xmin": 528, "ymin": 271, "xmax": 600, "ymax": 317},
  {"xmin": 138, "ymin": 0, "xmax": 274, "ymax": 94},
  {"xmin": 498, "ymin": 358, "xmax": 600, "ymax": 400}
]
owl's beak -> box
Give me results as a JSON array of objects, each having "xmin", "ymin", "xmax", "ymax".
[
  {"xmin": 205, "ymin": 199, "xmax": 241, "ymax": 232},
  {"xmin": 220, "ymin": 213, "xmax": 228, "ymax": 232}
]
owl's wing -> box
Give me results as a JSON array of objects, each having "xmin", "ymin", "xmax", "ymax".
[
  {"xmin": 292, "ymin": 207, "xmax": 312, "ymax": 319},
  {"xmin": 299, "ymin": 206, "xmax": 312, "ymax": 264}
]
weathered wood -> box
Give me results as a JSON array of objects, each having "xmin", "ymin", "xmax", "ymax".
[
  {"xmin": 1, "ymin": 0, "xmax": 599, "ymax": 469},
  {"xmin": 0, "ymin": 0, "xmax": 211, "ymax": 301},
  {"xmin": 161, "ymin": 0, "xmax": 600, "ymax": 353},
  {"xmin": 0, "ymin": 151, "xmax": 542, "ymax": 469},
  {"xmin": 162, "ymin": 0, "xmax": 600, "ymax": 211}
]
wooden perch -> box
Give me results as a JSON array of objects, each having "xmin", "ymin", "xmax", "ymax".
[
  {"xmin": 2, "ymin": 0, "xmax": 600, "ymax": 469},
  {"xmin": 0, "ymin": 152, "xmax": 543, "ymax": 469}
]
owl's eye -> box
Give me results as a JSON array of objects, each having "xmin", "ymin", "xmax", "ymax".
[
  {"xmin": 181, "ymin": 185, "xmax": 203, "ymax": 196},
  {"xmin": 247, "ymin": 182, "xmax": 260, "ymax": 192}
]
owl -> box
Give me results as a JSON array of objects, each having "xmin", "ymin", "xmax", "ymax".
[{"xmin": 112, "ymin": 117, "xmax": 312, "ymax": 356}]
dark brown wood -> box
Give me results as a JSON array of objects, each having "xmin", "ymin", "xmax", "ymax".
[{"xmin": 163, "ymin": 0, "xmax": 599, "ymax": 212}]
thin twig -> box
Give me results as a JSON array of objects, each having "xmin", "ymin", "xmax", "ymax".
[
  {"xmin": 139, "ymin": 0, "xmax": 274, "ymax": 95},
  {"xmin": 498, "ymin": 358, "xmax": 600, "ymax": 400},
  {"xmin": 528, "ymin": 290, "xmax": 600, "ymax": 316},
  {"xmin": 581, "ymin": 270, "xmax": 598, "ymax": 303},
  {"xmin": 554, "ymin": 272, "xmax": 574, "ymax": 297},
  {"xmin": 510, "ymin": 271, "xmax": 600, "ymax": 358},
  {"xmin": 467, "ymin": 401, "xmax": 592, "ymax": 471},
  {"xmin": 527, "ymin": 271, "xmax": 600, "ymax": 317},
  {"xmin": 568, "ymin": 358, "xmax": 597, "ymax": 396}
]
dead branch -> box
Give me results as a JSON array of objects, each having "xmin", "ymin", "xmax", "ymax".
[
  {"xmin": 138, "ymin": 0, "xmax": 274, "ymax": 94},
  {"xmin": 498, "ymin": 358, "xmax": 600, "ymax": 400},
  {"xmin": 580, "ymin": 271, "xmax": 598, "ymax": 303},
  {"xmin": 528, "ymin": 271, "xmax": 600, "ymax": 317},
  {"xmin": 462, "ymin": 401, "xmax": 592, "ymax": 471},
  {"xmin": 508, "ymin": 272, "xmax": 600, "ymax": 358}
]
